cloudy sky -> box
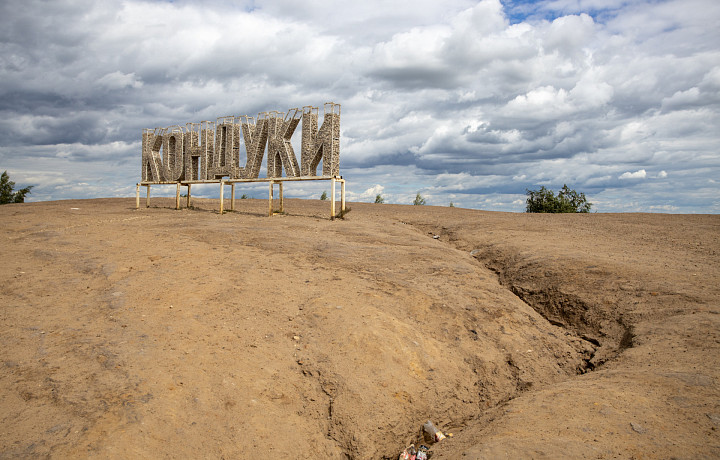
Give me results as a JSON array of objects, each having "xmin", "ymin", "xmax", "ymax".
[{"xmin": 1, "ymin": 0, "xmax": 719, "ymax": 212}]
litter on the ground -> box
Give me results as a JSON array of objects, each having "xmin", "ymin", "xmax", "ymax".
[
  {"xmin": 398, "ymin": 443, "xmax": 416, "ymax": 460},
  {"xmin": 416, "ymin": 445, "xmax": 430, "ymax": 460},
  {"xmin": 423, "ymin": 420, "xmax": 446, "ymax": 442},
  {"xmin": 398, "ymin": 421, "xmax": 449, "ymax": 459}
]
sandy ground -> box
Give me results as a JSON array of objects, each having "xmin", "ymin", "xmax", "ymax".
[{"xmin": 1, "ymin": 197, "xmax": 718, "ymax": 459}]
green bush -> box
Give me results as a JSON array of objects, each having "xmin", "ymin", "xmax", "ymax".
[
  {"xmin": 374, "ymin": 194, "xmax": 384, "ymax": 204},
  {"xmin": 320, "ymin": 191, "xmax": 328, "ymax": 200},
  {"xmin": 525, "ymin": 185, "xmax": 592, "ymax": 213},
  {"xmin": 1, "ymin": 171, "xmax": 33, "ymax": 204},
  {"xmin": 413, "ymin": 193, "xmax": 426, "ymax": 206}
]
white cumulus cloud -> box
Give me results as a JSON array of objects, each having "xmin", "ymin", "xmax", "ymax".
[
  {"xmin": 0, "ymin": 0, "xmax": 718, "ymax": 212},
  {"xmin": 619, "ymin": 169, "xmax": 647, "ymax": 180}
]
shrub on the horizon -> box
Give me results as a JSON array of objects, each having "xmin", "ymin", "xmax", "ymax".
[
  {"xmin": 240, "ymin": 194, "xmax": 248, "ymax": 199},
  {"xmin": 1, "ymin": 171, "xmax": 33, "ymax": 204},
  {"xmin": 374, "ymin": 194, "xmax": 385, "ymax": 204},
  {"xmin": 413, "ymin": 193, "xmax": 426, "ymax": 206},
  {"xmin": 320, "ymin": 191, "xmax": 328, "ymax": 200},
  {"xmin": 525, "ymin": 185, "xmax": 592, "ymax": 213}
]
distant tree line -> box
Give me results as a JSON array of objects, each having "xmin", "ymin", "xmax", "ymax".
[{"xmin": 526, "ymin": 185, "xmax": 592, "ymax": 213}]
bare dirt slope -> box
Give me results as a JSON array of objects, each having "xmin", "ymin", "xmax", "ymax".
[{"xmin": 1, "ymin": 197, "xmax": 718, "ymax": 459}]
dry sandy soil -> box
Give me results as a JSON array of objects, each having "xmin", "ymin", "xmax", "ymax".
[{"xmin": 1, "ymin": 197, "xmax": 718, "ymax": 459}]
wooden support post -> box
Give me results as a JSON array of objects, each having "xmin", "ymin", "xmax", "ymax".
[
  {"xmin": 136, "ymin": 177, "xmax": 346, "ymax": 219},
  {"xmin": 331, "ymin": 178, "xmax": 336, "ymax": 220},
  {"xmin": 341, "ymin": 179, "xmax": 346, "ymax": 213},
  {"xmin": 219, "ymin": 180, "xmax": 225, "ymax": 214},
  {"xmin": 279, "ymin": 182, "xmax": 284, "ymax": 213}
]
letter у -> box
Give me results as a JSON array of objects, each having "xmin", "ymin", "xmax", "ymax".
[
  {"xmin": 239, "ymin": 113, "xmax": 269, "ymax": 179},
  {"xmin": 301, "ymin": 103, "xmax": 340, "ymax": 177},
  {"xmin": 267, "ymin": 109, "xmax": 301, "ymax": 178},
  {"xmin": 209, "ymin": 116, "xmax": 240, "ymax": 179},
  {"xmin": 141, "ymin": 128, "xmax": 165, "ymax": 182}
]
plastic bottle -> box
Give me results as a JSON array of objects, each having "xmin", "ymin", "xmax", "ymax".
[{"xmin": 423, "ymin": 420, "xmax": 446, "ymax": 442}]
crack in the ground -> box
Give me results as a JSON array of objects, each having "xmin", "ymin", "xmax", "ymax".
[
  {"xmin": 418, "ymin": 225, "xmax": 608, "ymax": 373},
  {"xmin": 504, "ymin": 283, "xmax": 600, "ymax": 373},
  {"xmin": 468, "ymin": 242, "xmax": 640, "ymax": 372},
  {"xmin": 294, "ymin": 224, "xmax": 633, "ymax": 458}
]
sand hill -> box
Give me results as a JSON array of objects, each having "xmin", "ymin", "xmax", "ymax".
[{"xmin": 1, "ymin": 198, "xmax": 718, "ymax": 458}]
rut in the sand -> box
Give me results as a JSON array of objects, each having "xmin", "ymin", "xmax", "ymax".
[{"xmin": 468, "ymin": 244, "xmax": 635, "ymax": 368}]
